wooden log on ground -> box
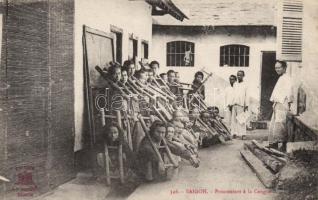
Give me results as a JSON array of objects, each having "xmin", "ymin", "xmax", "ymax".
[
  {"xmin": 240, "ymin": 149, "xmax": 276, "ymax": 188},
  {"xmin": 268, "ymin": 153, "xmax": 287, "ymax": 164},
  {"xmin": 244, "ymin": 143, "xmax": 284, "ymax": 173},
  {"xmin": 251, "ymin": 141, "xmax": 288, "ymax": 164},
  {"xmin": 286, "ymin": 141, "xmax": 318, "ymax": 154},
  {"xmin": 251, "ymin": 140, "xmax": 287, "ymax": 158}
]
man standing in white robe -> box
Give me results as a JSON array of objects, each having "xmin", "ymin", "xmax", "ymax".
[
  {"xmin": 231, "ymin": 70, "xmax": 249, "ymax": 138},
  {"xmin": 224, "ymin": 75, "xmax": 237, "ymax": 130},
  {"xmin": 268, "ymin": 60, "xmax": 293, "ymax": 151}
]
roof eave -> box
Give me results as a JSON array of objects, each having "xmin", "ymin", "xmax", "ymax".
[{"xmin": 146, "ymin": 0, "xmax": 188, "ymax": 21}]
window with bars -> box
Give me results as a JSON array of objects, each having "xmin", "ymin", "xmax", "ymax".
[
  {"xmin": 220, "ymin": 45, "xmax": 250, "ymax": 67},
  {"xmin": 167, "ymin": 41, "xmax": 195, "ymax": 67}
]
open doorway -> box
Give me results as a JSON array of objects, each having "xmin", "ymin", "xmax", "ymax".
[{"xmin": 260, "ymin": 51, "xmax": 279, "ymax": 120}]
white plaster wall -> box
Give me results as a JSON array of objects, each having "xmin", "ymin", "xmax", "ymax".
[
  {"xmin": 301, "ymin": 0, "xmax": 318, "ymax": 102},
  {"xmin": 74, "ymin": 0, "xmax": 152, "ymax": 151},
  {"xmin": 152, "ymin": 29, "xmax": 276, "ymax": 116},
  {"xmin": 292, "ymin": 0, "xmax": 318, "ymax": 128}
]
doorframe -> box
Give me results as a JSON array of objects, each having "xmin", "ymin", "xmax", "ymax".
[{"xmin": 259, "ymin": 51, "xmax": 276, "ymax": 120}]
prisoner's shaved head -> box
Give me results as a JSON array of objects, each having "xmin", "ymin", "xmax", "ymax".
[
  {"xmin": 172, "ymin": 121, "xmax": 184, "ymax": 128},
  {"xmin": 173, "ymin": 110, "xmax": 184, "ymax": 119}
]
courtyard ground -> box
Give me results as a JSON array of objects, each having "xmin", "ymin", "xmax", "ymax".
[{"xmin": 30, "ymin": 130, "xmax": 278, "ymax": 200}]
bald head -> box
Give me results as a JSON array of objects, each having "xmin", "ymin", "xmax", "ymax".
[
  {"xmin": 173, "ymin": 110, "xmax": 184, "ymax": 120},
  {"xmin": 173, "ymin": 110, "xmax": 191, "ymax": 123},
  {"xmin": 172, "ymin": 120, "xmax": 183, "ymax": 128},
  {"xmin": 200, "ymin": 111, "xmax": 210, "ymax": 123},
  {"xmin": 189, "ymin": 108, "xmax": 200, "ymax": 120},
  {"xmin": 190, "ymin": 108, "xmax": 200, "ymax": 115},
  {"xmin": 172, "ymin": 121, "xmax": 184, "ymax": 135}
]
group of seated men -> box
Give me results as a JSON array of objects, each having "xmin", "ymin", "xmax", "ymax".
[{"xmin": 96, "ymin": 59, "xmax": 231, "ymax": 182}]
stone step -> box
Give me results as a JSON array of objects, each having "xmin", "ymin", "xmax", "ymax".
[{"xmin": 240, "ymin": 148, "xmax": 276, "ymax": 188}]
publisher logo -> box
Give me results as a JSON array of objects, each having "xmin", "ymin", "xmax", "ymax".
[{"xmin": 15, "ymin": 166, "xmax": 37, "ymax": 197}]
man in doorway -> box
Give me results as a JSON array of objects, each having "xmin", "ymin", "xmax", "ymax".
[
  {"xmin": 231, "ymin": 70, "xmax": 249, "ymax": 138},
  {"xmin": 224, "ymin": 75, "xmax": 237, "ymax": 130},
  {"xmin": 268, "ymin": 60, "xmax": 293, "ymax": 151}
]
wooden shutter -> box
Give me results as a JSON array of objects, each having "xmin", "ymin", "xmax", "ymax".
[{"xmin": 277, "ymin": 0, "xmax": 303, "ymax": 61}]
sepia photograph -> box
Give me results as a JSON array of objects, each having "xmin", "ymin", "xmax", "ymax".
[{"xmin": 0, "ymin": 0, "xmax": 317, "ymax": 199}]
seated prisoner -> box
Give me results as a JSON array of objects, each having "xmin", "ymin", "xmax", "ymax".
[
  {"xmin": 207, "ymin": 106, "xmax": 231, "ymax": 140},
  {"xmin": 190, "ymin": 71, "xmax": 205, "ymax": 100},
  {"xmin": 159, "ymin": 73, "xmax": 167, "ymax": 83},
  {"xmin": 121, "ymin": 67, "xmax": 140, "ymax": 116},
  {"xmin": 165, "ymin": 123, "xmax": 200, "ymax": 168},
  {"xmin": 136, "ymin": 120, "xmax": 166, "ymax": 182},
  {"xmin": 189, "ymin": 108, "xmax": 209, "ymax": 146},
  {"xmin": 167, "ymin": 70, "xmax": 180, "ymax": 95},
  {"xmin": 173, "ymin": 109, "xmax": 200, "ymax": 142},
  {"xmin": 149, "ymin": 60, "xmax": 160, "ymax": 77},
  {"xmin": 147, "ymin": 69, "xmax": 156, "ymax": 85},
  {"xmin": 172, "ymin": 121, "xmax": 198, "ymax": 155},
  {"xmin": 106, "ymin": 64, "xmax": 129, "ymax": 112},
  {"xmin": 97, "ymin": 123, "xmax": 135, "ymax": 175},
  {"xmin": 136, "ymin": 69, "xmax": 148, "ymax": 85},
  {"xmin": 200, "ymin": 111, "xmax": 221, "ymax": 146},
  {"xmin": 123, "ymin": 59, "xmax": 136, "ymax": 78},
  {"xmin": 134, "ymin": 69, "xmax": 152, "ymax": 115}
]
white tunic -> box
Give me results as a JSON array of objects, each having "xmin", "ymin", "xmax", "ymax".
[
  {"xmin": 224, "ymin": 85, "xmax": 235, "ymax": 107},
  {"xmin": 233, "ymin": 81, "xmax": 249, "ymax": 107},
  {"xmin": 268, "ymin": 73, "xmax": 293, "ymax": 143},
  {"xmin": 270, "ymin": 73, "xmax": 293, "ymax": 107}
]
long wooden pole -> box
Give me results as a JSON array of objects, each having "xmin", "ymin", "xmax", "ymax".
[{"xmin": 116, "ymin": 110, "xmax": 125, "ymax": 184}]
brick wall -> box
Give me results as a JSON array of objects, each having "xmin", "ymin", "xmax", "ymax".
[
  {"xmin": 0, "ymin": 0, "xmax": 75, "ymax": 195},
  {"xmin": 46, "ymin": 0, "xmax": 75, "ymax": 189}
]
